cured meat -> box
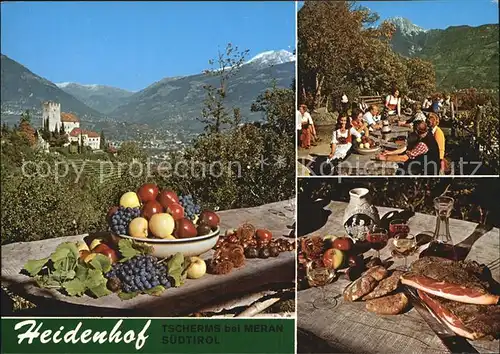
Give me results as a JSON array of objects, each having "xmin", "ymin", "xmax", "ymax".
[
  {"xmin": 401, "ymin": 257, "xmax": 499, "ymax": 305},
  {"xmin": 343, "ymin": 275, "xmax": 378, "ymax": 302},
  {"xmin": 418, "ymin": 289, "xmax": 500, "ymax": 340},
  {"xmin": 362, "ymin": 266, "xmax": 389, "ymax": 281},
  {"xmin": 363, "ymin": 271, "xmax": 404, "ymax": 300},
  {"xmin": 366, "ymin": 292, "xmax": 408, "ymax": 315}
]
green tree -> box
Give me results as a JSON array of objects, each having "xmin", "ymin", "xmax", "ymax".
[
  {"xmin": 405, "ymin": 57, "xmax": 436, "ymax": 101},
  {"xmin": 100, "ymin": 130, "xmax": 106, "ymax": 150},
  {"xmin": 20, "ymin": 110, "xmax": 31, "ymax": 125},
  {"xmin": 199, "ymin": 43, "xmax": 249, "ymax": 134}
]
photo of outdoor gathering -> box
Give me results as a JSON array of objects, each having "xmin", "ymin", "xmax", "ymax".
[
  {"xmin": 1, "ymin": 1, "xmax": 296, "ymax": 318},
  {"xmin": 296, "ymin": 177, "xmax": 500, "ymax": 353},
  {"xmin": 296, "ymin": 0, "xmax": 499, "ymax": 176}
]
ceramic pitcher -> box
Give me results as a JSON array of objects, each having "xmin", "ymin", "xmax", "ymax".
[{"xmin": 343, "ymin": 188, "xmax": 380, "ymax": 242}]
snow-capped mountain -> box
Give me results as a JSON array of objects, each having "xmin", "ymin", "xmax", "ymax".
[
  {"xmin": 245, "ymin": 49, "xmax": 295, "ymax": 69},
  {"xmin": 387, "ymin": 17, "xmax": 428, "ymax": 36}
]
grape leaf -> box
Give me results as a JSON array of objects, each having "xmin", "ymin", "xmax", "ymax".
[
  {"xmin": 118, "ymin": 239, "xmax": 141, "ymax": 262},
  {"xmin": 89, "ymin": 254, "xmax": 112, "ymax": 273},
  {"xmin": 131, "ymin": 241, "xmax": 154, "ymax": 255},
  {"xmin": 118, "ymin": 291, "xmax": 139, "ymax": 300},
  {"xmin": 35, "ymin": 275, "xmax": 60, "ymax": 288},
  {"xmin": 85, "ymin": 269, "xmax": 107, "ymax": 289},
  {"xmin": 75, "ymin": 263, "xmax": 89, "ymax": 281},
  {"xmin": 167, "ymin": 253, "xmax": 186, "ymax": 287},
  {"xmin": 23, "ymin": 258, "xmax": 49, "ymax": 276},
  {"xmin": 89, "ymin": 283, "xmax": 112, "ymax": 298},
  {"xmin": 50, "ymin": 242, "xmax": 79, "ymax": 263},
  {"xmin": 144, "ymin": 285, "xmax": 165, "ymax": 296},
  {"xmin": 63, "ymin": 278, "xmax": 86, "ymax": 296}
]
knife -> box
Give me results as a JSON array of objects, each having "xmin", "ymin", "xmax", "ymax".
[{"xmin": 404, "ymin": 287, "xmax": 479, "ymax": 354}]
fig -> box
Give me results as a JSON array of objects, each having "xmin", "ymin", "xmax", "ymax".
[
  {"xmin": 259, "ymin": 248, "xmax": 271, "ymax": 259},
  {"xmin": 245, "ymin": 247, "xmax": 259, "ymax": 259},
  {"xmin": 269, "ymin": 246, "xmax": 280, "ymax": 257}
]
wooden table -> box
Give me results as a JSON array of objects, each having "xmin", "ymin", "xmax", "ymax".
[
  {"xmin": 2, "ymin": 200, "xmax": 296, "ymax": 317},
  {"xmin": 298, "ymin": 201, "xmax": 500, "ymax": 354}
]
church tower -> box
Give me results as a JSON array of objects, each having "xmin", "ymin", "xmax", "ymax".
[{"xmin": 41, "ymin": 101, "xmax": 61, "ymax": 131}]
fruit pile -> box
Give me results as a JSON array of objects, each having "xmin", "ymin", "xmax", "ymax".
[
  {"xmin": 210, "ymin": 223, "xmax": 296, "ymax": 275},
  {"xmin": 107, "ymin": 183, "xmax": 220, "ymax": 240},
  {"xmin": 356, "ymin": 136, "xmax": 378, "ymax": 149},
  {"xmin": 298, "ymin": 235, "xmax": 378, "ymax": 289}
]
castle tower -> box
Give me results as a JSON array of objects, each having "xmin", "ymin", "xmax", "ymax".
[{"xmin": 41, "ymin": 101, "xmax": 61, "ymax": 132}]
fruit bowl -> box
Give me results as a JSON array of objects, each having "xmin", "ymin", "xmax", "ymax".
[{"xmin": 108, "ymin": 227, "xmax": 220, "ymax": 258}]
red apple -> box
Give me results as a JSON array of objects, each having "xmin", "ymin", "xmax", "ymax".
[
  {"xmin": 141, "ymin": 200, "xmax": 164, "ymax": 220},
  {"xmin": 348, "ymin": 254, "xmax": 364, "ymax": 268},
  {"xmin": 157, "ymin": 189, "xmax": 179, "ymax": 209},
  {"xmin": 256, "ymin": 229, "xmax": 273, "ymax": 242},
  {"xmin": 333, "ymin": 237, "xmax": 354, "ymax": 251},
  {"xmin": 137, "ymin": 183, "xmax": 159, "ymax": 203},
  {"xmin": 93, "ymin": 244, "xmax": 119, "ymax": 264},
  {"xmin": 322, "ymin": 248, "xmax": 345, "ymax": 269},
  {"xmin": 174, "ymin": 218, "xmax": 198, "ymax": 238},
  {"xmin": 106, "ymin": 206, "xmax": 119, "ymax": 225},
  {"xmin": 198, "ymin": 210, "xmax": 220, "ymax": 229},
  {"xmin": 167, "ymin": 202, "xmax": 184, "ymax": 220}
]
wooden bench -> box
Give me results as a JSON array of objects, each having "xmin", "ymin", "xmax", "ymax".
[{"xmin": 358, "ymin": 95, "xmax": 384, "ymax": 107}]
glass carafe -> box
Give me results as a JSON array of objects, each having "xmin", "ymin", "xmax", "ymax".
[{"xmin": 421, "ymin": 196, "xmax": 457, "ymax": 260}]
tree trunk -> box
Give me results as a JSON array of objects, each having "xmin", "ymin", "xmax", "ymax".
[{"xmin": 314, "ymin": 74, "xmax": 325, "ymax": 108}]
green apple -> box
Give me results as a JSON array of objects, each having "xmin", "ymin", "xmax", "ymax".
[{"xmin": 186, "ymin": 257, "xmax": 207, "ymax": 279}]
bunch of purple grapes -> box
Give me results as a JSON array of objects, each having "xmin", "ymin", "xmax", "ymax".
[
  {"xmin": 179, "ymin": 194, "xmax": 201, "ymax": 220},
  {"xmin": 105, "ymin": 255, "xmax": 172, "ymax": 292},
  {"xmin": 110, "ymin": 206, "xmax": 141, "ymax": 235}
]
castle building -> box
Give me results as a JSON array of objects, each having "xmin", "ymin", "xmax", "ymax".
[{"xmin": 41, "ymin": 101, "xmax": 100, "ymax": 150}]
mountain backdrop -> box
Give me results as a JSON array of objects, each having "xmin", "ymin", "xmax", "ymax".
[
  {"xmin": 0, "ymin": 50, "xmax": 295, "ymax": 135},
  {"xmin": 388, "ymin": 17, "xmax": 499, "ymax": 90}
]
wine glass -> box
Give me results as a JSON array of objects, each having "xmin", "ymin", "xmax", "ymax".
[
  {"xmin": 389, "ymin": 219, "xmax": 410, "ymax": 238},
  {"xmin": 392, "ymin": 234, "xmax": 417, "ymax": 271},
  {"xmin": 305, "ymin": 261, "xmax": 337, "ymax": 309},
  {"xmin": 366, "ymin": 228, "xmax": 388, "ymax": 259}
]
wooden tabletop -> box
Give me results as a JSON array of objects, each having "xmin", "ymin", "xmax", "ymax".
[
  {"xmin": 297, "ymin": 201, "xmax": 500, "ymax": 354},
  {"xmin": 1, "ymin": 200, "xmax": 296, "ymax": 317}
]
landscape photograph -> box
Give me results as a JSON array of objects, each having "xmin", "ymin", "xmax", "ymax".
[
  {"xmin": 297, "ymin": 0, "xmax": 499, "ymax": 176},
  {"xmin": 1, "ymin": 1, "xmax": 296, "ymax": 318}
]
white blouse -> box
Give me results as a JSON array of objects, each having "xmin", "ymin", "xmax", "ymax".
[
  {"xmin": 297, "ymin": 111, "xmax": 313, "ymax": 130},
  {"xmin": 386, "ymin": 95, "xmax": 400, "ymax": 107},
  {"xmin": 331, "ymin": 127, "xmax": 361, "ymax": 144}
]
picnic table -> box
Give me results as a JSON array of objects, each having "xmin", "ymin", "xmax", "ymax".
[
  {"xmin": 1, "ymin": 200, "xmax": 295, "ymax": 317},
  {"xmin": 298, "ymin": 121, "xmax": 412, "ymax": 176},
  {"xmin": 297, "ymin": 201, "xmax": 500, "ymax": 354}
]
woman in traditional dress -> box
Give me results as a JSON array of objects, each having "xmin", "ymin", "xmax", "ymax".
[
  {"xmin": 328, "ymin": 115, "xmax": 361, "ymax": 161},
  {"xmin": 384, "ymin": 87, "xmax": 401, "ymax": 117}
]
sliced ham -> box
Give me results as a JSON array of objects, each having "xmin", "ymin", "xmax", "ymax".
[
  {"xmin": 402, "ymin": 273, "xmax": 499, "ymax": 305},
  {"xmin": 418, "ymin": 289, "xmax": 500, "ymax": 340},
  {"xmin": 401, "ymin": 257, "xmax": 499, "ymax": 305}
]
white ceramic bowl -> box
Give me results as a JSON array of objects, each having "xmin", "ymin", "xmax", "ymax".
[
  {"xmin": 356, "ymin": 146, "xmax": 380, "ymax": 155},
  {"xmin": 109, "ymin": 228, "xmax": 220, "ymax": 258}
]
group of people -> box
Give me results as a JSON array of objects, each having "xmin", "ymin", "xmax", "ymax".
[{"xmin": 297, "ymin": 88, "xmax": 448, "ymax": 175}]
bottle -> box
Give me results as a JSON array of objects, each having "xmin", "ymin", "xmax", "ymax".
[{"xmin": 420, "ymin": 196, "xmax": 457, "ymax": 260}]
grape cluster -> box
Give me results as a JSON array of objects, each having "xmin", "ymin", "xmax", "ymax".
[
  {"xmin": 110, "ymin": 207, "xmax": 141, "ymax": 235},
  {"xmin": 179, "ymin": 195, "xmax": 201, "ymax": 220},
  {"xmin": 105, "ymin": 255, "xmax": 172, "ymax": 292}
]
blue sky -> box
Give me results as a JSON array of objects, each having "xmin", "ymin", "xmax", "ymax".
[
  {"xmin": 298, "ymin": 0, "xmax": 498, "ymax": 29},
  {"xmin": 1, "ymin": 1, "xmax": 295, "ymax": 91}
]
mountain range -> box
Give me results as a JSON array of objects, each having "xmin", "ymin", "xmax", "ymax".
[
  {"xmin": 0, "ymin": 50, "xmax": 295, "ymax": 136},
  {"xmin": 388, "ymin": 17, "xmax": 499, "ymax": 90}
]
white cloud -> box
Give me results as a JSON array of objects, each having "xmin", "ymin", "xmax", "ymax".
[{"xmin": 492, "ymin": 0, "xmax": 498, "ymax": 4}]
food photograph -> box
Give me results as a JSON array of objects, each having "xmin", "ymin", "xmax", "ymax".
[{"xmin": 296, "ymin": 178, "xmax": 499, "ymax": 353}]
